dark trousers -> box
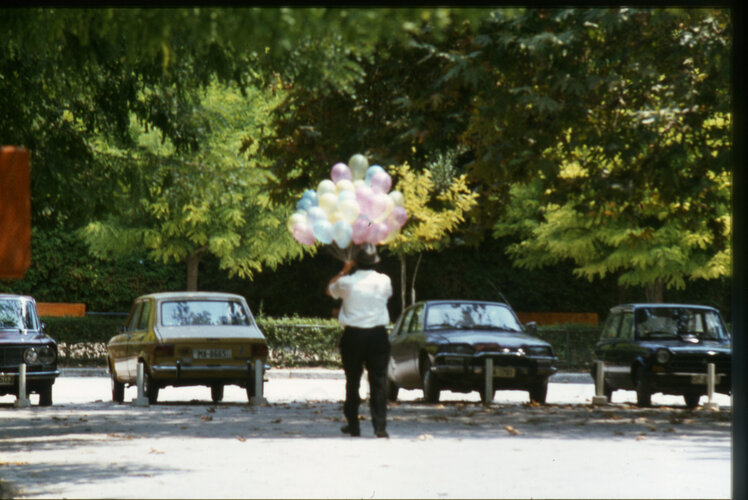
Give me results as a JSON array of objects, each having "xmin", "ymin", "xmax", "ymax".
[{"xmin": 340, "ymin": 326, "xmax": 390, "ymax": 433}]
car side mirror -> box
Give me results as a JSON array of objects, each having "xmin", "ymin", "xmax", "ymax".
[{"xmin": 524, "ymin": 321, "xmax": 538, "ymax": 334}]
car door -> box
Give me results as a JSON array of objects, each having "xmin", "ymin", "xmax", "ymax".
[
  {"xmin": 399, "ymin": 304, "xmax": 426, "ymax": 388},
  {"xmin": 389, "ymin": 307, "xmax": 414, "ymax": 386},
  {"xmin": 595, "ymin": 311, "xmax": 624, "ymax": 388},
  {"xmin": 604, "ymin": 311, "xmax": 637, "ymax": 389},
  {"xmin": 124, "ymin": 299, "xmax": 153, "ymax": 379}
]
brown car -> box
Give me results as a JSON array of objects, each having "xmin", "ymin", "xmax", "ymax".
[{"xmin": 107, "ymin": 291, "xmax": 268, "ymax": 404}]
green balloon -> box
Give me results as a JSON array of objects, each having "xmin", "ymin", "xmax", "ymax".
[{"xmin": 348, "ymin": 154, "xmax": 369, "ymax": 181}]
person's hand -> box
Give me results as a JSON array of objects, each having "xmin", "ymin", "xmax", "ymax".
[{"xmin": 341, "ymin": 260, "xmax": 355, "ymax": 274}]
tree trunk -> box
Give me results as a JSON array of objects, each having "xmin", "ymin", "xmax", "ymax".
[
  {"xmin": 410, "ymin": 253, "xmax": 423, "ymax": 305},
  {"xmin": 644, "ymin": 279, "xmax": 664, "ymax": 303},
  {"xmin": 399, "ymin": 254, "xmax": 407, "ymax": 312},
  {"xmin": 185, "ymin": 250, "xmax": 202, "ymax": 291}
]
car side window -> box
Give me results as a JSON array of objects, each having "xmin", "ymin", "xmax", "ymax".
[
  {"xmin": 619, "ymin": 312, "xmax": 634, "ymax": 340},
  {"xmin": 126, "ymin": 302, "xmax": 143, "ymax": 332},
  {"xmin": 136, "ymin": 301, "xmax": 151, "ymax": 331},
  {"xmin": 600, "ymin": 313, "xmax": 622, "ymax": 340},
  {"xmin": 408, "ymin": 306, "xmax": 425, "ymax": 333},
  {"xmin": 394, "ymin": 308, "xmax": 414, "ymax": 336}
]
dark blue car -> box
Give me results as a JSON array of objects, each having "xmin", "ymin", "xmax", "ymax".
[
  {"xmin": 592, "ymin": 303, "xmax": 731, "ymax": 408},
  {"xmin": 387, "ymin": 300, "xmax": 557, "ymax": 404}
]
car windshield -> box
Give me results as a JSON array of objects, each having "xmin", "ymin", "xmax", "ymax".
[
  {"xmin": 0, "ymin": 299, "xmax": 36, "ymax": 330},
  {"xmin": 426, "ymin": 303, "xmax": 522, "ymax": 332},
  {"xmin": 160, "ymin": 300, "xmax": 251, "ymax": 327},
  {"xmin": 635, "ymin": 307, "xmax": 729, "ymax": 341}
]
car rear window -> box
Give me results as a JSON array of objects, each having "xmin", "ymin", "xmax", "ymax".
[
  {"xmin": 635, "ymin": 307, "xmax": 729, "ymax": 341},
  {"xmin": 160, "ymin": 300, "xmax": 251, "ymax": 327}
]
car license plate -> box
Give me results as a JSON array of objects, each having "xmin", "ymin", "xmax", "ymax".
[
  {"xmin": 691, "ymin": 374, "xmax": 722, "ymax": 385},
  {"xmin": 193, "ymin": 348, "xmax": 232, "ymax": 360},
  {"xmin": 493, "ymin": 366, "xmax": 516, "ymax": 378},
  {"xmin": 0, "ymin": 374, "xmax": 14, "ymax": 385}
]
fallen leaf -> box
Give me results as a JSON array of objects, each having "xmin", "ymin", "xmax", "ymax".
[
  {"xmin": 201, "ymin": 415, "xmax": 213, "ymax": 422},
  {"xmin": 236, "ymin": 436, "xmax": 247, "ymax": 442},
  {"xmin": 149, "ymin": 448, "xmax": 165, "ymax": 454},
  {"xmin": 504, "ymin": 425, "xmax": 521, "ymax": 436},
  {"xmin": 417, "ymin": 433, "xmax": 434, "ymax": 441},
  {"xmin": 271, "ymin": 418, "xmax": 282, "ymax": 424},
  {"xmin": 207, "ymin": 407, "xmax": 216, "ymax": 413}
]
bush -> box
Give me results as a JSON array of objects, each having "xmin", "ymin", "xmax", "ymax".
[{"xmin": 536, "ymin": 324, "xmax": 601, "ymax": 371}]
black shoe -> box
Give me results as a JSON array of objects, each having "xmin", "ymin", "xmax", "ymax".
[
  {"xmin": 341, "ymin": 425, "xmax": 360, "ymax": 437},
  {"xmin": 375, "ymin": 429, "xmax": 389, "ymax": 438}
]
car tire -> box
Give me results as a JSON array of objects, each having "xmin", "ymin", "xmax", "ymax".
[
  {"xmin": 211, "ymin": 384, "xmax": 224, "ymax": 403},
  {"xmin": 38, "ymin": 383, "xmax": 53, "ymax": 407},
  {"xmin": 529, "ymin": 379, "xmax": 548, "ymax": 404},
  {"xmin": 603, "ymin": 382, "xmax": 613, "ymax": 401},
  {"xmin": 386, "ymin": 378, "xmax": 399, "ymax": 402},
  {"xmin": 111, "ymin": 373, "xmax": 125, "ymax": 404},
  {"xmin": 634, "ymin": 366, "xmax": 652, "ymax": 407},
  {"xmin": 421, "ymin": 360, "xmax": 440, "ymax": 404},
  {"xmin": 143, "ymin": 369, "xmax": 159, "ymax": 404},
  {"xmin": 684, "ymin": 393, "xmax": 701, "ymax": 409}
]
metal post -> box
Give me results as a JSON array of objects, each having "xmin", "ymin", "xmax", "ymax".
[
  {"xmin": 592, "ymin": 361, "xmax": 608, "ymax": 405},
  {"xmin": 14, "ymin": 363, "xmax": 30, "ymax": 408},
  {"xmin": 251, "ymin": 358, "xmax": 266, "ymax": 405},
  {"xmin": 133, "ymin": 361, "xmax": 149, "ymax": 407},
  {"xmin": 704, "ymin": 362, "xmax": 719, "ymax": 411},
  {"xmin": 484, "ymin": 358, "xmax": 494, "ymax": 404}
]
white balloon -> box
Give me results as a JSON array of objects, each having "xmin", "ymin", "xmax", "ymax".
[
  {"xmin": 389, "ymin": 190, "xmax": 404, "ymax": 207},
  {"xmin": 336, "ymin": 179, "xmax": 355, "ymax": 193},
  {"xmin": 349, "ymin": 154, "xmax": 369, "ymax": 181},
  {"xmin": 317, "ymin": 179, "xmax": 336, "ymax": 196}
]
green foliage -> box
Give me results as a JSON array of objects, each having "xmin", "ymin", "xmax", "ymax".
[
  {"xmin": 80, "ymin": 81, "xmax": 304, "ymax": 289},
  {"xmin": 536, "ymin": 324, "xmax": 601, "ymax": 370},
  {"xmin": 0, "ymin": 228, "xmax": 183, "ymax": 311},
  {"xmin": 258, "ymin": 317, "xmax": 343, "ymax": 367}
]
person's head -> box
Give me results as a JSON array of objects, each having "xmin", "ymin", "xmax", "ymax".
[{"xmin": 354, "ymin": 243, "xmax": 381, "ymax": 270}]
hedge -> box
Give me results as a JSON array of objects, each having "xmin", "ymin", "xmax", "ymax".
[{"xmin": 42, "ymin": 315, "xmax": 600, "ymax": 371}]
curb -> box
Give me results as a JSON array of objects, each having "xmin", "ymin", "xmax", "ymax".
[{"xmin": 59, "ymin": 368, "xmax": 591, "ymax": 383}]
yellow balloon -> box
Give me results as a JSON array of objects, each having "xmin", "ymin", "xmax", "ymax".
[
  {"xmin": 389, "ymin": 190, "xmax": 404, "ymax": 207},
  {"xmin": 287, "ymin": 212, "xmax": 307, "ymax": 233},
  {"xmin": 336, "ymin": 179, "xmax": 355, "ymax": 193},
  {"xmin": 319, "ymin": 192, "xmax": 339, "ymax": 213},
  {"xmin": 317, "ymin": 179, "xmax": 336, "ymax": 196},
  {"xmin": 339, "ymin": 199, "xmax": 360, "ymax": 223}
]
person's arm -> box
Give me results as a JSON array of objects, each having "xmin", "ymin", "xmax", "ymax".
[{"xmin": 326, "ymin": 260, "xmax": 355, "ymax": 297}]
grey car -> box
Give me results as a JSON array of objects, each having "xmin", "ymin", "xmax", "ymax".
[{"xmin": 387, "ymin": 300, "xmax": 557, "ymax": 404}]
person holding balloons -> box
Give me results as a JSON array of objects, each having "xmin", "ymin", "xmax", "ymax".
[{"xmin": 326, "ymin": 242, "xmax": 393, "ymax": 439}]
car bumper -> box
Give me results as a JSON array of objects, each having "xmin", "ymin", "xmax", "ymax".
[
  {"xmin": 0, "ymin": 369, "xmax": 60, "ymax": 394},
  {"xmin": 431, "ymin": 354, "xmax": 557, "ymax": 389},
  {"xmin": 651, "ymin": 371, "xmax": 731, "ymax": 395},
  {"xmin": 150, "ymin": 361, "xmax": 269, "ymax": 386}
]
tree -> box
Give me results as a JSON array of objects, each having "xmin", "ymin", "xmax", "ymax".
[
  {"xmin": 385, "ymin": 154, "xmax": 479, "ymax": 309},
  {"xmin": 81, "ymin": 82, "xmax": 304, "ymax": 290}
]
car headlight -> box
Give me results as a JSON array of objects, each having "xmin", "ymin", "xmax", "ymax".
[
  {"xmin": 655, "ymin": 348, "xmax": 671, "ymax": 365},
  {"xmin": 24, "ymin": 348, "xmax": 39, "ymax": 365},
  {"xmin": 38, "ymin": 346, "xmax": 56, "ymax": 365},
  {"xmin": 525, "ymin": 346, "xmax": 553, "ymax": 357}
]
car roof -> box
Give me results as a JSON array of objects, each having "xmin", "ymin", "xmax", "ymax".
[
  {"xmin": 135, "ymin": 291, "xmax": 247, "ymax": 302},
  {"xmin": 411, "ymin": 300, "xmax": 511, "ymax": 308},
  {"xmin": 0, "ymin": 293, "xmax": 35, "ymax": 301},
  {"xmin": 611, "ymin": 303, "xmax": 719, "ymax": 311}
]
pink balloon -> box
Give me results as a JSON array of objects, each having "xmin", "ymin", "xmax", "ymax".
[
  {"xmin": 368, "ymin": 192, "xmax": 389, "ymax": 222},
  {"xmin": 351, "ymin": 217, "xmax": 371, "ymax": 245},
  {"xmin": 355, "ymin": 185, "xmax": 374, "ymax": 218},
  {"xmin": 292, "ymin": 222, "xmax": 316, "ymax": 246},
  {"xmin": 331, "ymin": 163, "xmax": 352, "ymax": 183},
  {"xmin": 370, "ymin": 170, "xmax": 392, "ymax": 194},
  {"xmin": 389, "ymin": 206, "xmax": 408, "ymax": 229},
  {"xmin": 367, "ymin": 221, "xmax": 390, "ymax": 244}
]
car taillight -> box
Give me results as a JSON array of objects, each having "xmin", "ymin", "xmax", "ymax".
[
  {"xmin": 154, "ymin": 344, "xmax": 175, "ymax": 358},
  {"xmin": 252, "ymin": 344, "xmax": 269, "ymax": 357}
]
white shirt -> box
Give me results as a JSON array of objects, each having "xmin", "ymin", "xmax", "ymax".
[{"xmin": 328, "ymin": 269, "xmax": 392, "ymax": 328}]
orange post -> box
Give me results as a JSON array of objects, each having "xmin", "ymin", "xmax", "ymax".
[{"xmin": 0, "ymin": 146, "xmax": 31, "ymax": 280}]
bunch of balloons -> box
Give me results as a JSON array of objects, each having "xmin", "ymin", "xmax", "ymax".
[{"xmin": 287, "ymin": 154, "xmax": 408, "ymax": 251}]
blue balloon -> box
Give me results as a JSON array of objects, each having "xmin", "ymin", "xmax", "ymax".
[
  {"xmin": 312, "ymin": 220, "xmax": 334, "ymax": 245},
  {"xmin": 297, "ymin": 197, "xmax": 313, "ymax": 212},
  {"xmin": 365, "ymin": 165, "xmax": 386, "ymax": 185}
]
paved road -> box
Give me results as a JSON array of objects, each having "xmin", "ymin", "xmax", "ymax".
[{"xmin": 0, "ymin": 370, "xmax": 732, "ymax": 499}]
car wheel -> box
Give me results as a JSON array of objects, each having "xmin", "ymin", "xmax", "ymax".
[
  {"xmin": 211, "ymin": 384, "xmax": 224, "ymax": 403},
  {"xmin": 38, "ymin": 383, "xmax": 53, "ymax": 407},
  {"xmin": 111, "ymin": 373, "xmax": 125, "ymax": 404},
  {"xmin": 529, "ymin": 379, "xmax": 548, "ymax": 404},
  {"xmin": 421, "ymin": 359, "xmax": 440, "ymax": 404},
  {"xmin": 143, "ymin": 369, "xmax": 159, "ymax": 404},
  {"xmin": 634, "ymin": 366, "xmax": 652, "ymax": 407},
  {"xmin": 603, "ymin": 382, "xmax": 613, "ymax": 401},
  {"xmin": 683, "ymin": 393, "xmax": 701, "ymax": 409},
  {"xmin": 386, "ymin": 378, "xmax": 399, "ymax": 402}
]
